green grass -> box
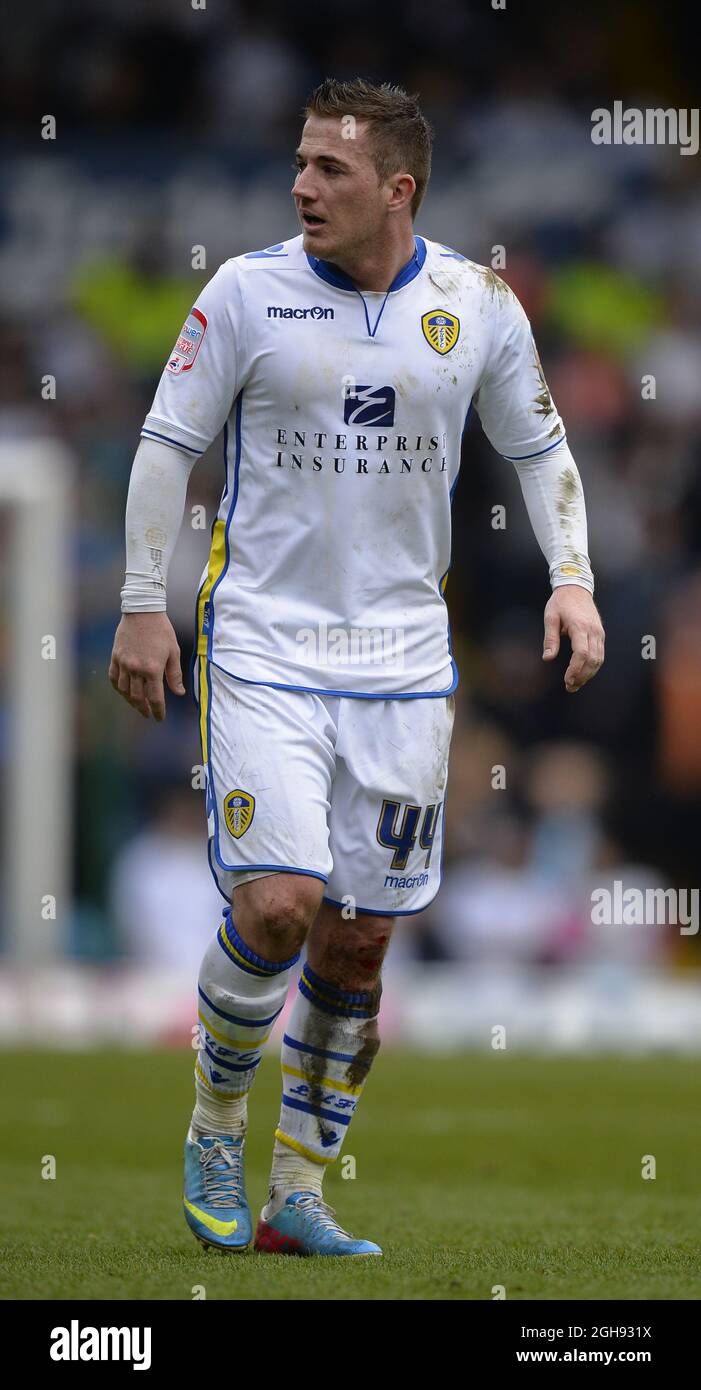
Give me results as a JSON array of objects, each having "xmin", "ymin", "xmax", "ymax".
[{"xmin": 1, "ymin": 1050, "xmax": 699, "ymax": 1300}]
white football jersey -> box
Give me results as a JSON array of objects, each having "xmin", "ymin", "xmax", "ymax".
[{"xmin": 142, "ymin": 234, "xmax": 566, "ymax": 697}]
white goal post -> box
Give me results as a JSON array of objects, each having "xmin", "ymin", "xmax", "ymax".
[{"xmin": 0, "ymin": 439, "xmax": 73, "ymax": 959}]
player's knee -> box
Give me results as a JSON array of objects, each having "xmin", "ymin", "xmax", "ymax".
[
  {"xmin": 258, "ymin": 895, "xmax": 316, "ymax": 950},
  {"xmin": 233, "ymin": 874, "xmax": 322, "ymax": 956},
  {"xmin": 312, "ymin": 912, "xmax": 394, "ymax": 989},
  {"xmin": 345, "ymin": 918, "xmax": 393, "ymax": 981}
]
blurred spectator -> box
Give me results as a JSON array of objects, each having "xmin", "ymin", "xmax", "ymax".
[{"xmin": 109, "ymin": 786, "xmax": 222, "ymax": 972}]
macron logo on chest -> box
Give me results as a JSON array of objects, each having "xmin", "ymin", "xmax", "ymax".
[{"xmin": 267, "ymin": 305, "xmax": 334, "ymax": 320}]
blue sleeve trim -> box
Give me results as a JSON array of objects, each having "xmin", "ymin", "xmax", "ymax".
[
  {"xmin": 140, "ymin": 427, "xmax": 203, "ymax": 456},
  {"xmin": 501, "ymin": 434, "xmax": 567, "ymax": 462}
]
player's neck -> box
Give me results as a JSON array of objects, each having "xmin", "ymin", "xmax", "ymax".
[{"xmin": 329, "ymin": 228, "xmax": 418, "ymax": 293}]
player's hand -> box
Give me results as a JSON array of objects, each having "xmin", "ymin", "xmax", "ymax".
[
  {"xmin": 108, "ymin": 612, "xmax": 186, "ymax": 721},
  {"xmin": 542, "ymin": 585, "xmax": 605, "ymax": 693}
]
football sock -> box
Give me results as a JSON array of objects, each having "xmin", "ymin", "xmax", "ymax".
[
  {"xmin": 191, "ymin": 907, "xmax": 300, "ymax": 1139},
  {"xmin": 264, "ymin": 962, "xmax": 381, "ymax": 1213}
]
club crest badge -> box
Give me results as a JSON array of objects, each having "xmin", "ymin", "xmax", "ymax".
[
  {"xmin": 421, "ymin": 309, "xmax": 460, "ymax": 355},
  {"xmin": 224, "ymin": 789, "xmax": 255, "ymax": 839}
]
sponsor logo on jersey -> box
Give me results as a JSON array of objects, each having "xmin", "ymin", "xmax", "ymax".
[
  {"xmin": 421, "ymin": 309, "xmax": 460, "ymax": 355},
  {"xmin": 166, "ymin": 307, "xmax": 207, "ymax": 375},
  {"xmin": 273, "ymin": 424, "xmax": 448, "ymax": 474},
  {"xmin": 223, "ymin": 789, "xmax": 255, "ymax": 839},
  {"xmin": 384, "ymin": 871, "xmax": 429, "ymax": 890},
  {"xmin": 343, "ymin": 384, "xmax": 396, "ymax": 427},
  {"xmin": 267, "ymin": 305, "xmax": 334, "ymax": 319}
]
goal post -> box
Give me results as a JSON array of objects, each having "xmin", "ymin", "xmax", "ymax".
[{"xmin": 0, "ymin": 439, "xmax": 73, "ymax": 960}]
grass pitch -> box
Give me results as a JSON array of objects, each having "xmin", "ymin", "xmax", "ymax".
[{"xmin": 1, "ymin": 1049, "xmax": 699, "ymax": 1301}]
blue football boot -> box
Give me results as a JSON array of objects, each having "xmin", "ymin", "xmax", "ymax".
[
  {"xmin": 183, "ymin": 1131, "xmax": 252, "ymax": 1251},
  {"xmin": 254, "ymin": 1191, "xmax": 382, "ymax": 1257}
]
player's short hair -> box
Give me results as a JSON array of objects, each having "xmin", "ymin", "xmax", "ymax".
[{"xmin": 304, "ymin": 78, "xmax": 433, "ymax": 218}]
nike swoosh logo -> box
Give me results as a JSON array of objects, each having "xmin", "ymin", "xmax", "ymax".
[{"xmin": 183, "ymin": 1198, "xmax": 239, "ymax": 1236}]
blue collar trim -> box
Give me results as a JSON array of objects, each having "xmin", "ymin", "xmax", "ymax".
[{"xmin": 306, "ymin": 235, "xmax": 427, "ymax": 293}]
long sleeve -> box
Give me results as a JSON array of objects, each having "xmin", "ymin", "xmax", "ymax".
[
  {"xmin": 121, "ymin": 257, "xmax": 245, "ymax": 612},
  {"xmin": 120, "ymin": 436, "xmax": 197, "ymax": 612},
  {"xmin": 509, "ymin": 436, "xmax": 594, "ymax": 593},
  {"xmin": 471, "ymin": 275, "xmax": 594, "ymax": 593}
]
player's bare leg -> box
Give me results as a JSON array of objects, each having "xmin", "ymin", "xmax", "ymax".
[
  {"xmin": 306, "ymin": 902, "xmax": 394, "ymax": 989},
  {"xmin": 255, "ymin": 902, "xmax": 393, "ymax": 1256},
  {"xmin": 233, "ymin": 872, "xmax": 323, "ymax": 961},
  {"xmin": 192, "ymin": 873, "xmax": 322, "ymax": 1137},
  {"xmin": 183, "ymin": 873, "xmax": 323, "ymax": 1251}
]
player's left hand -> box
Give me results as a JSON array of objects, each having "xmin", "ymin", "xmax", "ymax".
[{"xmin": 542, "ymin": 585, "xmax": 605, "ymax": 693}]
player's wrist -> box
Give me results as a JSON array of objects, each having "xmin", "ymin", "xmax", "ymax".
[
  {"xmin": 550, "ymin": 561, "xmax": 594, "ymax": 595},
  {"xmin": 120, "ymin": 591, "xmax": 168, "ymax": 614},
  {"xmin": 120, "ymin": 606, "xmax": 168, "ymax": 616},
  {"xmin": 550, "ymin": 578, "xmax": 595, "ymax": 594}
]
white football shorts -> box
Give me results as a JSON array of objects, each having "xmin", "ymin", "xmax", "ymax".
[{"xmin": 194, "ymin": 657, "xmax": 455, "ymax": 916}]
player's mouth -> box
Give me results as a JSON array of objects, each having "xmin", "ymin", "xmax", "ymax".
[{"xmin": 300, "ymin": 210, "xmax": 327, "ymax": 233}]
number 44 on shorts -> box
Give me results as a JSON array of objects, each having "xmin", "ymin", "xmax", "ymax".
[{"xmin": 376, "ymin": 800, "xmax": 442, "ymax": 872}]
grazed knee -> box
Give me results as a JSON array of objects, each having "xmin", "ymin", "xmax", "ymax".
[{"xmin": 308, "ymin": 910, "xmax": 394, "ymax": 992}]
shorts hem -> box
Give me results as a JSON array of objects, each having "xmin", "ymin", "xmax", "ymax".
[
  {"xmin": 213, "ymin": 857, "xmax": 328, "ymax": 880},
  {"xmin": 322, "ymin": 889, "xmax": 440, "ymax": 917}
]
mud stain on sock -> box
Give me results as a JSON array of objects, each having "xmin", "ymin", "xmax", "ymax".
[
  {"xmin": 345, "ymin": 1016, "xmax": 381, "ymax": 1089},
  {"xmin": 299, "ymin": 1001, "xmax": 344, "ymax": 1148},
  {"xmin": 299, "ymin": 986, "xmax": 382, "ymax": 1144}
]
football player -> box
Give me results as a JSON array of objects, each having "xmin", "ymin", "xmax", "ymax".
[{"xmin": 110, "ymin": 78, "xmax": 604, "ymax": 1256}]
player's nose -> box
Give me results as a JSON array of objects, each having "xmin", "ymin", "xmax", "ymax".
[{"xmin": 292, "ymin": 166, "xmax": 315, "ymax": 199}]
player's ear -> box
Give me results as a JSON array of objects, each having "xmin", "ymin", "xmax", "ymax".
[{"xmin": 387, "ymin": 172, "xmax": 415, "ymax": 213}]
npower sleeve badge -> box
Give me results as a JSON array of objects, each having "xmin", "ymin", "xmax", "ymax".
[{"xmin": 166, "ymin": 307, "xmax": 208, "ymax": 375}]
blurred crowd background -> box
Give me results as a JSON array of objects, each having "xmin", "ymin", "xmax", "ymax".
[{"xmin": 1, "ymin": 0, "xmax": 700, "ymax": 994}]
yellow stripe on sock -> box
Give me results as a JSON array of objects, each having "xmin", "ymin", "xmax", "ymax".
[
  {"xmin": 281, "ymin": 1063, "xmax": 363, "ymax": 1097},
  {"xmin": 217, "ymin": 924, "xmax": 271, "ymax": 976},
  {"xmin": 300, "ymin": 971, "xmax": 363, "ymax": 1014},
  {"xmin": 274, "ymin": 1128, "xmax": 334, "ymax": 1165},
  {"xmin": 197, "ymin": 1013, "xmax": 271, "ymax": 1050}
]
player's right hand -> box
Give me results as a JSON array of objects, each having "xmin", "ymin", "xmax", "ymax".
[{"xmin": 108, "ymin": 612, "xmax": 186, "ymax": 721}]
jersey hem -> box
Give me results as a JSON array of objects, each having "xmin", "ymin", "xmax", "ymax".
[{"xmin": 207, "ymin": 654, "xmax": 459, "ymax": 701}]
